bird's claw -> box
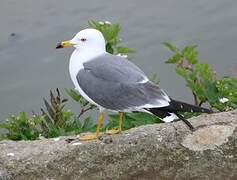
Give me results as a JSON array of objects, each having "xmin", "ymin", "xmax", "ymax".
[
  {"xmin": 105, "ymin": 128, "xmax": 121, "ymax": 135},
  {"xmin": 79, "ymin": 133, "xmax": 99, "ymax": 141}
]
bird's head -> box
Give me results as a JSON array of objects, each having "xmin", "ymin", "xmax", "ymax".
[{"xmin": 56, "ymin": 29, "xmax": 106, "ymax": 52}]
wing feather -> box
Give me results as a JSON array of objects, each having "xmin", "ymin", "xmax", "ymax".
[{"xmin": 77, "ymin": 53, "xmax": 170, "ymax": 110}]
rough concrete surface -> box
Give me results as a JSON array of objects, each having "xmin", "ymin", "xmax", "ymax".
[{"xmin": 0, "ymin": 110, "xmax": 237, "ymax": 180}]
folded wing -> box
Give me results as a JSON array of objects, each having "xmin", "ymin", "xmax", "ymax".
[{"xmin": 77, "ymin": 53, "xmax": 170, "ymax": 111}]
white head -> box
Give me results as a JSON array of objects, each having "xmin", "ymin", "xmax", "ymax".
[{"xmin": 56, "ymin": 29, "xmax": 106, "ymax": 53}]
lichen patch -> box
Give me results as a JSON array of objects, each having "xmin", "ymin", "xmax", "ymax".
[{"xmin": 182, "ymin": 125, "xmax": 236, "ymax": 151}]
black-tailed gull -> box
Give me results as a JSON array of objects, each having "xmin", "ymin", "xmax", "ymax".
[{"xmin": 56, "ymin": 29, "xmax": 212, "ymax": 140}]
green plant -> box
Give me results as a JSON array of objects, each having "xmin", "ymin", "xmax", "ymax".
[
  {"xmin": 65, "ymin": 88, "xmax": 96, "ymax": 118},
  {"xmin": 0, "ymin": 112, "xmax": 42, "ymax": 140},
  {"xmin": 105, "ymin": 112, "xmax": 161, "ymax": 131},
  {"xmin": 88, "ymin": 20, "xmax": 135, "ymax": 57},
  {"xmin": 0, "ymin": 89, "xmax": 96, "ymax": 140},
  {"xmin": 163, "ymin": 42, "xmax": 237, "ymax": 111},
  {"xmin": 40, "ymin": 89, "xmax": 96, "ymax": 138}
]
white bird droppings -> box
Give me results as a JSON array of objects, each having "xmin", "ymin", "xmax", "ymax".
[
  {"xmin": 53, "ymin": 137, "xmax": 60, "ymax": 142},
  {"xmin": 7, "ymin": 153, "xmax": 15, "ymax": 157},
  {"xmin": 72, "ymin": 142, "xmax": 82, "ymax": 146}
]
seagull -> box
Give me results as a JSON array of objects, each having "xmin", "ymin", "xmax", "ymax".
[{"xmin": 56, "ymin": 29, "xmax": 212, "ymax": 140}]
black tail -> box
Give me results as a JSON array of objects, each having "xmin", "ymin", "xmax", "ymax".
[
  {"xmin": 173, "ymin": 112, "xmax": 194, "ymax": 130},
  {"xmin": 146, "ymin": 99, "xmax": 213, "ymax": 130},
  {"xmin": 160, "ymin": 99, "xmax": 213, "ymax": 114}
]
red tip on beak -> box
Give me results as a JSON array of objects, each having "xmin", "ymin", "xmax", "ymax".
[{"xmin": 56, "ymin": 43, "xmax": 63, "ymax": 49}]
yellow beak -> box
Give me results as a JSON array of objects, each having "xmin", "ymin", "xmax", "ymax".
[{"xmin": 56, "ymin": 41, "xmax": 75, "ymax": 49}]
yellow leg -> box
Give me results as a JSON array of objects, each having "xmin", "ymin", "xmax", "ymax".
[
  {"xmin": 106, "ymin": 112, "xmax": 123, "ymax": 135},
  {"xmin": 79, "ymin": 112, "xmax": 104, "ymax": 141}
]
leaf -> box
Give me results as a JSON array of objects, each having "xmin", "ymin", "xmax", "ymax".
[
  {"xmin": 181, "ymin": 44, "xmax": 197, "ymax": 53},
  {"xmin": 165, "ymin": 54, "xmax": 182, "ymax": 64},
  {"xmin": 117, "ymin": 46, "xmax": 135, "ymax": 54},
  {"xmin": 50, "ymin": 90, "xmax": 57, "ymax": 109},
  {"xmin": 56, "ymin": 88, "xmax": 61, "ymax": 103},
  {"xmin": 107, "ymin": 114, "xmax": 119, "ymax": 126},
  {"xmin": 106, "ymin": 43, "xmax": 114, "ymax": 54},
  {"xmin": 18, "ymin": 112, "xmax": 27, "ymax": 123},
  {"xmin": 149, "ymin": 73, "xmax": 160, "ymax": 84},
  {"xmin": 127, "ymin": 112, "xmax": 160, "ymax": 124},
  {"xmin": 201, "ymin": 78, "xmax": 219, "ymax": 103},
  {"xmin": 195, "ymin": 63, "xmax": 215, "ymax": 81},
  {"xmin": 81, "ymin": 117, "xmax": 94, "ymax": 132},
  {"xmin": 41, "ymin": 108, "xmax": 53, "ymax": 125},
  {"xmin": 62, "ymin": 98, "xmax": 68, "ymax": 103},
  {"xmin": 0, "ymin": 123, "xmax": 11, "ymax": 129},
  {"xmin": 122, "ymin": 114, "xmax": 134, "ymax": 130},
  {"xmin": 103, "ymin": 23, "xmax": 120, "ymax": 42},
  {"xmin": 88, "ymin": 20, "xmax": 101, "ymax": 30},
  {"xmin": 65, "ymin": 88, "xmax": 81, "ymax": 102},
  {"xmin": 215, "ymin": 77, "xmax": 237, "ymax": 110},
  {"xmin": 79, "ymin": 97, "xmax": 90, "ymax": 107},
  {"xmin": 175, "ymin": 67, "xmax": 189, "ymax": 79},
  {"xmin": 163, "ymin": 42, "xmax": 179, "ymax": 53},
  {"xmin": 43, "ymin": 98, "xmax": 55, "ymax": 120},
  {"xmin": 181, "ymin": 45, "xmax": 198, "ymax": 65}
]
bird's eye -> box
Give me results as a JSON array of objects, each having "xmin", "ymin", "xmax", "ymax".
[{"xmin": 81, "ymin": 38, "xmax": 87, "ymax": 42}]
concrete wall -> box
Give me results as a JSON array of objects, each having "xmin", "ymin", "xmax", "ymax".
[{"xmin": 0, "ymin": 110, "xmax": 237, "ymax": 180}]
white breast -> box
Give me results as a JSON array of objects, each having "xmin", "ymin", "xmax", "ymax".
[{"xmin": 69, "ymin": 50, "xmax": 104, "ymax": 107}]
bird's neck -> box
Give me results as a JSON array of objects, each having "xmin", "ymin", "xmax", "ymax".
[
  {"xmin": 70, "ymin": 48, "xmax": 105, "ymax": 69},
  {"xmin": 74, "ymin": 46, "xmax": 105, "ymax": 60}
]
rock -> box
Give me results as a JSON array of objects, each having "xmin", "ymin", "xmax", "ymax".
[{"xmin": 0, "ymin": 110, "xmax": 237, "ymax": 180}]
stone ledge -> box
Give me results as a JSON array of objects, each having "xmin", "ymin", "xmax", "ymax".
[{"xmin": 0, "ymin": 110, "xmax": 237, "ymax": 180}]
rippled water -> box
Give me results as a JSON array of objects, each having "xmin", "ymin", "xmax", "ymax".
[{"xmin": 0, "ymin": 0, "xmax": 237, "ymax": 121}]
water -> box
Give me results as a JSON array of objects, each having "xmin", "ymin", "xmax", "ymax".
[{"xmin": 0, "ymin": 0, "xmax": 237, "ymax": 122}]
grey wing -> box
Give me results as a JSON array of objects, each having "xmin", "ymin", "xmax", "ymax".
[
  {"xmin": 77, "ymin": 53, "xmax": 170, "ymax": 110},
  {"xmin": 83, "ymin": 53, "xmax": 148, "ymax": 83}
]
